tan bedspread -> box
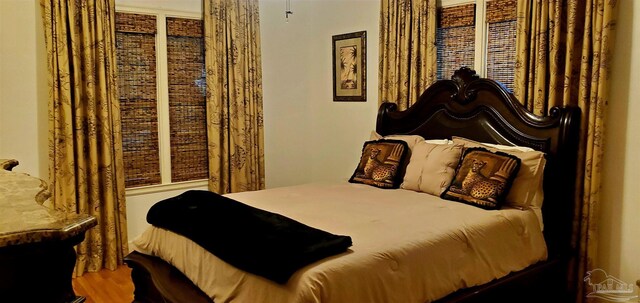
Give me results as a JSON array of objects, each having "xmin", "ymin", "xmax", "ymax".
[{"xmin": 133, "ymin": 182, "xmax": 547, "ymax": 303}]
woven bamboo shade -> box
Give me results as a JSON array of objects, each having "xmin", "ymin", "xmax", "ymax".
[
  {"xmin": 116, "ymin": 12, "xmax": 161, "ymax": 188},
  {"xmin": 436, "ymin": 4, "xmax": 476, "ymax": 80},
  {"xmin": 486, "ymin": 0, "xmax": 517, "ymax": 91},
  {"xmin": 166, "ymin": 17, "xmax": 208, "ymax": 183},
  {"xmin": 486, "ymin": 0, "xmax": 516, "ymax": 22}
]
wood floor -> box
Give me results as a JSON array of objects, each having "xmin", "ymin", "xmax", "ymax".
[{"xmin": 72, "ymin": 265, "xmax": 134, "ymax": 303}]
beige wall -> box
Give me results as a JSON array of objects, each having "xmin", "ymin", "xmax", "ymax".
[
  {"xmin": 0, "ymin": 0, "xmax": 48, "ymax": 179},
  {"xmin": 260, "ymin": 0, "xmax": 380, "ymax": 187},
  {"xmin": 599, "ymin": 0, "xmax": 639, "ymax": 285}
]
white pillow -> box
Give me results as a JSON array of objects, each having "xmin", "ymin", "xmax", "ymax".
[
  {"xmin": 452, "ymin": 136, "xmax": 535, "ymax": 152},
  {"xmin": 372, "ymin": 130, "xmax": 452, "ymax": 146},
  {"xmin": 481, "ymin": 142, "xmax": 535, "ymax": 152},
  {"xmin": 370, "ymin": 131, "xmax": 424, "ymax": 151},
  {"xmin": 424, "ymin": 139, "xmax": 452, "ymax": 145}
]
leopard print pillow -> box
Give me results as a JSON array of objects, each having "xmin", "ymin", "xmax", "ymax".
[
  {"xmin": 441, "ymin": 148, "xmax": 521, "ymax": 209},
  {"xmin": 349, "ymin": 140, "xmax": 409, "ymax": 189}
]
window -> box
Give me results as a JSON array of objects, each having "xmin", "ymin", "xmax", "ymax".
[
  {"xmin": 436, "ymin": 3, "xmax": 476, "ymax": 81},
  {"xmin": 485, "ymin": 0, "xmax": 517, "ymax": 90},
  {"xmin": 116, "ymin": 10, "xmax": 208, "ymax": 189},
  {"xmin": 166, "ymin": 18, "xmax": 208, "ymax": 183},
  {"xmin": 436, "ymin": 0, "xmax": 517, "ymax": 91}
]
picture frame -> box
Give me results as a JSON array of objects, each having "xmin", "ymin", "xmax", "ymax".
[{"xmin": 332, "ymin": 31, "xmax": 366, "ymax": 102}]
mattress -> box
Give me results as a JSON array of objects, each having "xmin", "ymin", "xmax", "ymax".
[{"xmin": 132, "ymin": 182, "xmax": 547, "ymax": 303}]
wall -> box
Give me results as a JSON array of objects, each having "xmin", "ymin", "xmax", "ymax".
[
  {"xmin": 0, "ymin": 0, "xmax": 48, "ymax": 179},
  {"xmin": 260, "ymin": 0, "xmax": 380, "ymax": 187},
  {"xmin": 599, "ymin": 0, "xmax": 639, "ymax": 286}
]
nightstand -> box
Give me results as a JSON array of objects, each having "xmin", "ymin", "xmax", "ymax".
[{"xmin": 0, "ymin": 159, "xmax": 97, "ymax": 303}]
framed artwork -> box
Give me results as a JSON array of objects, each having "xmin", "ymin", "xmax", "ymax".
[{"xmin": 332, "ymin": 31, "xmax": 366, "ymax": 101}]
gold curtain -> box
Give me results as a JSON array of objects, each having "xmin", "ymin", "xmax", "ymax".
[
  {"xmin": 204, "ymin": 0, "xmax": 265, "ymax": 194},
  {"xmin": 40, "ymin": 0, "xmax": 128, "ymax": 275},
  {"xmin": 379, "ymin": 0, "xmax": 437, "ymax": 110},
  {"xmin": 514, "ymin": 1, "xmax": 618, "ymax": 301}
]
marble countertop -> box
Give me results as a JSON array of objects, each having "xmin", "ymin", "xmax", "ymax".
[{"xmin": 0, "ymin": 159, "xmax": 97, "ymax": 247}]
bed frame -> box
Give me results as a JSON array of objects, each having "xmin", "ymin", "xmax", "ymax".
[{"xmin": 125, "ymin": 67, "xmax": 581, "ymax": 303}]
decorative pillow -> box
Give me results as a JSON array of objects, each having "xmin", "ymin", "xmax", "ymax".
[
  {"xmin": 349, "ymin": 140, "xmax": 409, "ymax": 189},
  {"xmin": 370, "ymin": 131, "xmax": 424, "ymax": 180},
  {"xmin": 401, "ymin": 142, "xmax": 463, "ymax": 196},
  {"xmin": 441, "ymin": 148, "xmax": 521, "ymax": 210},
  {"xmin": 452, "ymin": 136, "xmax": 545, "ymax": 209}
]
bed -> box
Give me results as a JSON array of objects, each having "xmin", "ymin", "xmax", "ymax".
[{"xmin": 124, "ymin": 67, "xmax": 581, "ymax": 302}]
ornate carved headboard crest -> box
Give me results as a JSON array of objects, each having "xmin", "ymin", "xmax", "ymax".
[{"xmin": 450, "ymin": 67, "xmax": 480, "ymax": 104}]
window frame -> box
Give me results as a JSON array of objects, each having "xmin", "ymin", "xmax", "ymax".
[{"xmin": 116, "ymin": 6, "xmax": 208, "ymax": 196}]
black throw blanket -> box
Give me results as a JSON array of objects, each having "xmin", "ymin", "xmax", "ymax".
[{"xmin": 147, "ymin": 190, "xmax": 352, "ymax": 284}]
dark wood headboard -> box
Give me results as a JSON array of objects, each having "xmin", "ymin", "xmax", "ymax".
[{"xmin": 376, "ymin": 67, "xmax": 580, "ymax": 258}]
